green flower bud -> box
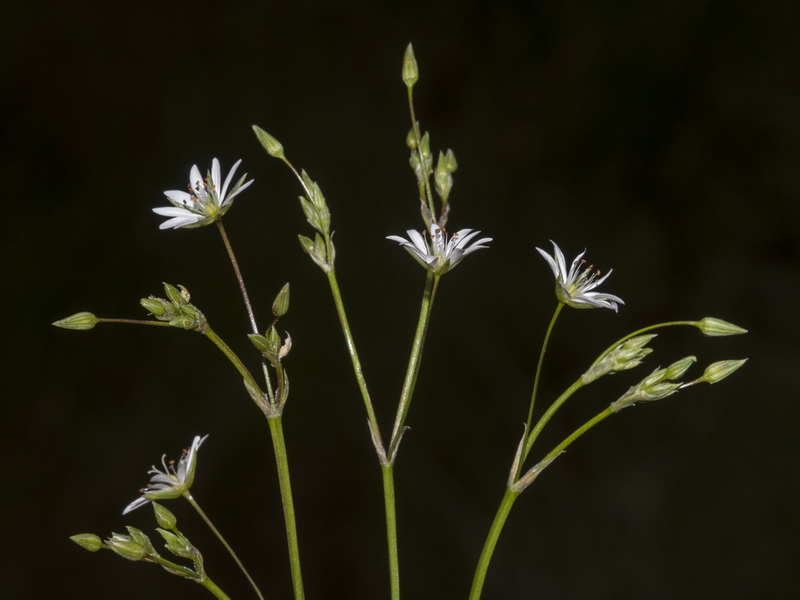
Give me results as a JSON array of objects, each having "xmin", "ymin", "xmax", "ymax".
[
  {"xmin": 406, "ymin": 127, "xmax": 418, "ymax": 149},
  {"xmin": 695, "ymin": 317, "xmax": 748, "ymax": 336},
  {"xmin": 70, "ymin": 533, "xmax": 103, "ymax": 552},
  {"xmin": 140, "ymin": 297, "xmax": 167, "ymax": 316},
  {"xmin": 168, "ymin": 316, "xmax": 195, "ymax": 330},
  {"xmin": 157, "ymin": 529, "xmax": 195, "ymax": 559},
  {"xmin": 153, "ymin": 502, "xmax": 177, "ymax": 530},
  {"xmin": 402, "ymin": 43, "xmax": 419, "ymax": 87},
  {"xmin": 52, "ymin": 312, "xmax": 99, "ymax": 331},
  {"xmin": 106, "ymin": 534, "xmax": 146, "ymax": 561},
  {"xmin": 663, "ymin": 355, "xmax": 697, "ymax": 380},
  {"xmin": 692, "ymin": 358, "xmax": 748, "ymax": 385},
  {"xmin": 163, "ymin": 283, "xmax": 183, "ymax": 306},
  {"xmin": 252, "ymin": 125, "xmax": 286, "ymax": 159},
  {"xmin": 272, "ymin": 283, "xmax": 290, "ymax": 317},
  {"xmin": 443, "ymin": 149, "xmax": 458, "ymax": 172}
]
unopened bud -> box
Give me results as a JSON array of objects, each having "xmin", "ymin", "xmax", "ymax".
[
  {"xmin": 663, "ymin": 355, "xmax": 697, "ymax": 380},
  {"xmin": 406, "ymin": 127, "xmax": 418, "ymax": 149},
  {"xmin": 153, "ymin": 502, "xmax": 177, "ymax": 530},
  {"xmin": 163, "ymin": 283, "xmax": 183, "ymax": 305},
  {"xmin": 695, "ymin": 317, "xmax": 747, "ymax": 336},
  {"xmin": 252, "ymin": 125, "xmax": 285, "ymax": 159},
  {"xmin": 157, "ymin": 529, "xmax": 194, "ymax": 559},
  {"xmin": 272, "ymin": 283, "xmax": 290, "ymax": 317},
  {"xmin": 689, "ymin": 358, "xmax": 748, "ymax": 386},
  {"xmin": 402, "ymin": 43, "xmax": 419, "ymax": 87},
  {"xmin": 106, "ymin": 534, "xmax": 146, "ymax": 561},
  {"xmin": 70, "ymin": 533, "xmax": 103, "ymax": 552},
  {"xmin": 52, "ymin": 312, "xmax": 99, "ymax": 331}
]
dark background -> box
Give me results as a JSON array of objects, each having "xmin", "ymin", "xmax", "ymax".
[{"xmin": 3, "ymin": 1, "xmax": 797, "ymax": 598}]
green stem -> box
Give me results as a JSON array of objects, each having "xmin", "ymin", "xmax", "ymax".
[
  {"xmin": 388, "ymin": 271, "xmax": 440, "ymax": 459},
  {"xmin": 468, "ymin": 488, "xmax": 520, "ymax": 600},
  {"xmin": 382, "ymin": 464, "xmax": 401, "ymax": 600},
  {"xmin": 589, "ymin": 320, "xmax": 696, "ymax": 369},
  {"xmin": 185, "ymin": 494, "xmax": 265, "ymax": 600},
  {"xmin": 471, "ymin": 407, "xmax": 615, "ymax": 600},
  {"xmin": 216, "ymin": 220, "xmax": 259, "ymax": 335},
  {"xmin": 523, "ymin": 378, "xmax": 585, "ymax": 461},
  {"xmin": 200, "ymin": 575, "xmax": 233, "ymax": 600},
  {"xmin": 325, "ymin": 269, "xmax": 385, "ymax": 453},
  {"xmin": 523, "ymin": 303, "xmax": 563, "ymax": 440},
  {"xmin": 268, "ymin": 416, "xmax": 305, "ymax": 600},
  {"xmin": 406, "ymin": 86, "xmax": 435, "ymax": 218},
  {"xmin": 97, "ymin": 318, "xmax": 171, "ymax": 327},
  {"xmin": 202, "ymin": 326, "xmax": 269, "ymax": 414}
]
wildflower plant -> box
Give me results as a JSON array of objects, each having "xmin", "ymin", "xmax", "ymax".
[{"xmin": 56, "ymin": 44, "xmax": 747, "ymax": 600}]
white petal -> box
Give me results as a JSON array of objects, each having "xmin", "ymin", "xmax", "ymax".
[
  {"xmin": 153, "ymin": 206, "xmax": 194, "ymax": 217},
  {"xmin": 164, "ymin": 190, "xmax": 192, "ymax": 207},
  {"xmin": 189, "ymin": 165, "xmax": 203, "ymax": 189},
  {"xmin": 220, "ymin": 159, "xmax": 241, "ymax": 200},
  {"xmin": 536, "ymin": 247, "xmax": 560, "ymax": 278}
]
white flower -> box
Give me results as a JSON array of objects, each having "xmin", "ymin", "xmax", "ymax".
[
  {"xmin": 536, "ymin": 240, "xmax": 624, "ymax": 311},
  {"xmin": 154, "ymin": 159, "xmax": 253, "ymax": 229},
  {"xmin": 387, "ymin": 223, "xmax": 492, "ymax": 275},
  {"xmin": 123, "ymin": 435, "xmax": 208, "ymax": 514}
]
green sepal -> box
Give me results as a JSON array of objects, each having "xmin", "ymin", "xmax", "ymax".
[
  {"xmin": 52, "ymin": 311, "xmax": 99, "ymax": 331},
  {"xmin": 153, "ymin": 502, "xmax": 177, "ymax": 530},
  {"xmin": 163, "ymin": 283, "xmax": 183, "ymax": 305},
  {"xmin": 252, "ymin": 124, "xmax": 286, "ymax": 159},
  {"xmin": 157, "ymin": 528, "xmax": 195, "ymax": 560}
]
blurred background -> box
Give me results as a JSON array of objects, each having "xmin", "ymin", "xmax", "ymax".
[{"xmin": 3, "ymin": 1, "xmax": 797, "ymax": 598}]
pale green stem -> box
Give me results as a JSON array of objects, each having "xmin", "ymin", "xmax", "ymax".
[
  {"xmin": 200, "ymin": 575, "xmax": 233, "ymax": 600},
  {"xmin": 523, "ymin": 303, "xmax": 563, "ymax": 441},
  {"xmin": 382, "ymin": 464, "xmax": 400, "ymax": 600},
  {"xmin": 388, "ymin": 271, "xmax": 440, "ymax": 458},
  {"xmin": 184, "ymin": 493, "xmax": 265, "ymax": 600},
  {"xmin": 325, "ymin": 269, "xmax": 384, "ymax": 451},
  {"xmin": 216, "ymin": 220, "xmax": 259, "ymax": 335},
  {"xmin": 201, "ymin": 326, "xmax": 269, "ymax": 414},
  {"xmin": 267, "ymin": 416, "xmax": 305, "ymax": 600},
  {"xmin": 406, "ymin": 86, "xmax": 436, "ymax": 220},
  {"xmin": 216, "ymin": 220, "xmax": 276, "ymax": 404},
  {"xmin": 470, "ymin": 407, "xmax": 614, "ymax": 600}
]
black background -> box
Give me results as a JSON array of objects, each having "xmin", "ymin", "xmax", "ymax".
[{"xmin": 3, "ymin": 1, "xmax": 797, "ymax": 598}]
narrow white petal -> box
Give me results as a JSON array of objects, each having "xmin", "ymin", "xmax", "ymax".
[
  {"xmin": 153, "ymin": 206, "xmax": 194, "ymax": 217},
  {"xmin": 536, "ymin": 247, "xmax": 560, "ymax": 278},
  {"xmin": 189, "ymin": 165, "xmax": 203, "ymax": 189},
  {"xmin": 220, "ymin": 159, "xmax": 241, "ymax": 200},
  {"xmin": 211, "ymin": 158, "xmax": 221, "ymax": 191}
]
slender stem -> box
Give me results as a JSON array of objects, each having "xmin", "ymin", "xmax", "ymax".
[
  {"xmin": 523, "ymin": 378, "xmax": 585, "ymax": 461},
  {"xmin": 589, "ymin": 320, "xmax": 696, "ymax": 369},
  {"xmin": 468, "ymin": 488, "xmax": 520, "ymax": 600},
  {"xmin": 97, "ymin": 318, "xmax": 170, "ymax": 327},
  {"xmin": 524, "ymin": 303, "xmax": 563, "ymax": 438},
  {"xmin": 268, "ymin": 416, "xmax": 305, "ymax": 600},
  {"xmin": 199, "ymin": 575, "xmax": 233, "ymax": 600},
  {"xmin": 540, "ymin": 407, "xmax": 613, "ymax": 463},
  {"xmin": 202, "ymin": 326, "xmax": 268, "ymax": 412},
  {"xmin": 216, "ymin": 220, "xmax": 259, "ymax": 335},
  {"xmin": 325, "ymin": 269, "xmax": 384, "ymax": 451},
  {"xmin": 388, "ymin": 271, "xmax": 440, "ymax": 458},
  {"xmin": 381, "ymin": 464, "xmax": 401, "ymax": 600},
  {"xmin": 473, "ymin": 408, "xmax": 615, "ymax": 600},
  {"xmin": 185, "ymin": 494, "xmax": 265, "ymax": 600}
]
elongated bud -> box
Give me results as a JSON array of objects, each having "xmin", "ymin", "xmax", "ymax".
[
  {"xmin": 402, "ymin": 43, "xmax": 419, "ymax": 87},
  {"xmin": 663, "ymin": 355, "xmax": 697, "ymax": 380},
  {"xmin": 406, "ymin": 127, "xmax": 418, "ymax": 149},
  {"xmin": 687, "ymin": 358, "xmax": 748, "ymax": 386},
  {"xmin": 609, "ymin": 356, "xmax": 696, "ymax": 412},
  {"xmin": 140, "ymin": 297, "xmax": 167, "ymax": 316},
  {"xmin": 695, "ymin": 317, "xmax": 747, "ymax": 336},
  {"xmin": 52, "ymin": 312, "xmax": 99, "ymax": 331},
  {"xmin": 157, "ymin": 528, "xmax": 195, "ymax": 559},
  {"xmin": 163, "ymin": 282, "xmax": 183, "ymax": 305},
  {"xmin": 252, "ymin": 125, "xmax": 286, "ymax": 159},
  {"xmin": 272, "ymin": 283, "xmax": 290, "ymax": 317},
  {"xmin": 70, "ymin": 533, "xmax": 103, "ymax": 552}
]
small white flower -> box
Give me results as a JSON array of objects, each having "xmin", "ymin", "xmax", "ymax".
[
  {"xmin": 536, "ymin": 240, "xmax": 624, "ymax": 311},
  {"xmin": 123, "ymin": 435, "xmax": 208, "ymax": 514},
  {"xmin": 154, "ymin": 159, "xmax": 253, "ymax": 229},
  {"xmin": 387, "ymin": 223, "xmax": 492, "ymax": 275}
]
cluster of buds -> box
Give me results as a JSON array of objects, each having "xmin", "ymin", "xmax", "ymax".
[
  {"xmin": 71, "ymin": 504, "xmax": 207, "ymax": 583},
  {"xmin": 582, "ymin": 334, "xmax": 657, "ymax": 383},
  {"xmin": 140, "ymin": 283, "xmax": 205, "ymax": 331},
  {"xmin": 610, "ymin": 356, "xmax": 698, "ymax": 412},
  {"xmin": 247, "ymin": 283, "xmax": 292, "ymax": 413}
]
